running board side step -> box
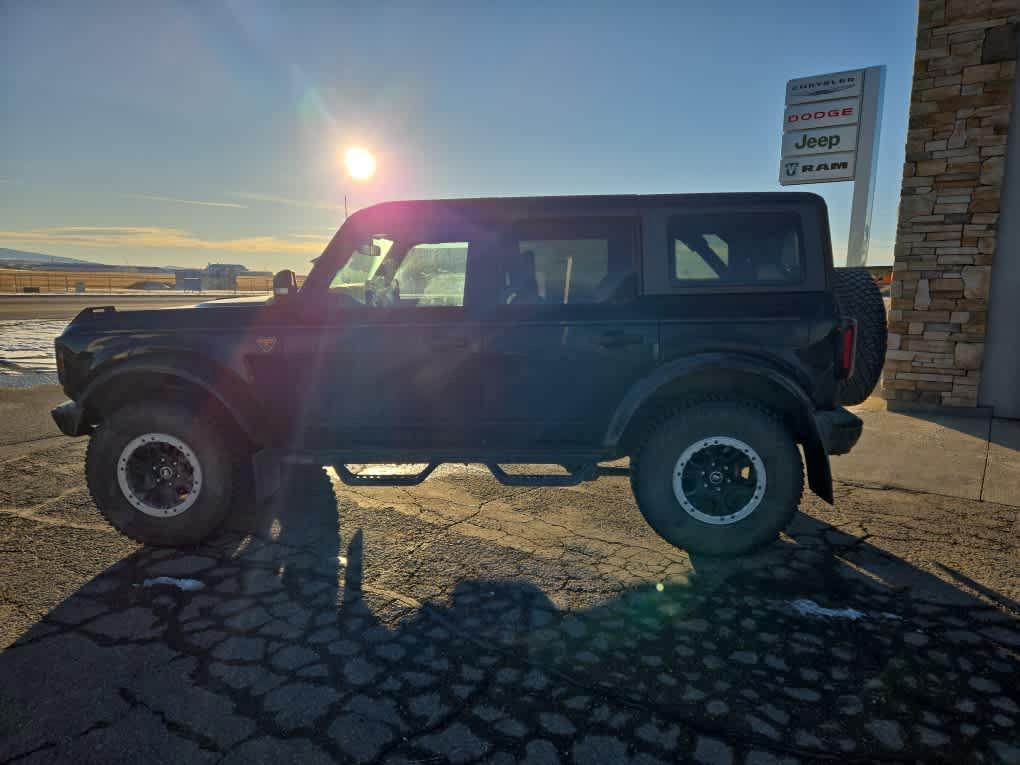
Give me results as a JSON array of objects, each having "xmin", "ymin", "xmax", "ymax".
[
  {"xmin": 254, "ymin": 449, "xmax": 631, "ymax": 493},
  {"xmin": 327, "ymin": 463, "xmax": 631, "ymax": 487},
  {"xmin": 487, "ymin": 463, "xmax": 595, "ymax": 486},
  {"xmin": 333, "ymin": 463, "xmax": 439, "ymax": 486},
  {"xmin": 487, "ymin": 463, "xmax": 629, "ymax": 486}
]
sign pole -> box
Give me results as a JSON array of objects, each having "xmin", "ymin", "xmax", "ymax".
[{"xmin": 845, "ymin": 66, "xmax": 886, "ymax": 268}]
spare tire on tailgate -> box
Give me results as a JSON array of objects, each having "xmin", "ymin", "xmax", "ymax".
[{"xmin": 833, "ymin": 267, "xmax": 888, "ymax": 406}]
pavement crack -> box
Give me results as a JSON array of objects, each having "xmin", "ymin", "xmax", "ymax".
[
  {"xmin": 118, "ymin": 687, "xmax": 225, "ymax": 753},
  {"xmin": 0, "ymin": 503, "xmax": 115, "ymax": 533},
  {"xmin": 4, "ymin": 718, "xmax": 117, "ymax": 763},
  {"xmin": 5, "ymin": 739, "xmax": 58, "ymax": 763}
]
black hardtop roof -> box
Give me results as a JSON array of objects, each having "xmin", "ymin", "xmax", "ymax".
[
  {"xmin": 346, "ymin": 192, "xmax": 826, "ymax": 228},
  {"xmin": 306, "ymin": 191, "xmax": 830, "ymax": 289}
]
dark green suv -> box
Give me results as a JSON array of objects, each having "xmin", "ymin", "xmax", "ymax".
[{"xmin": 52, "ymin": 193, "xmax": 885, "ymax": 556}]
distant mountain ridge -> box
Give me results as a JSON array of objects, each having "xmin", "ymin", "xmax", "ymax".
[
  {"xmin": 0, "ymin": 248, "xmax": 103, "ymax": 267},
  {"xmin": 0, "ymin": 248, "xmax": 267, "ymax": 274},
  {"xmin": 0, "ymin": 248, "xmax": 175, "ymax": 273}
]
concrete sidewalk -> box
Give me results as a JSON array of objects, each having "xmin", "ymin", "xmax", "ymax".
[{"xmin": 834, "ymin": 397, "xmax": 1020, "ymax": 507}]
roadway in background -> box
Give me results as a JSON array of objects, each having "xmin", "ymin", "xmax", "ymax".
[{"xmin": 0, "ymin": 292, "xmax": 262, "ymax": 320}]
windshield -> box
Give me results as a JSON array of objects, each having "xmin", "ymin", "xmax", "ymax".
[{"xmin": 328, "ymin": 237, "xmax": 394, "ymax": 291}]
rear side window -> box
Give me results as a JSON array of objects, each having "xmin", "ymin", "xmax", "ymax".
[
  {"xmin": 497, "ymin": 218, "xmax": 637, "ymax": 305},
  {"xmin": 669, "ymin": 212, "xmax": 803, "ymax": 285}
]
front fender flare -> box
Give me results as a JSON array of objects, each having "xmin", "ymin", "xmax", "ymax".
[
  {"xmin": 79, "ymin": 355, "xmax": 263, "ymax": 445},
  {"xmin": 606, "ymin": 354, "xmax": 833, "ymax": 504}
]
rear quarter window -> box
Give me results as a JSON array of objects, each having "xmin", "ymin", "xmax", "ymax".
[{"xmin": 669, "ymin": 212, "xmax": 804, "ymax": 286}]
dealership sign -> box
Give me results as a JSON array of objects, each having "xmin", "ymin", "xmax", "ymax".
[
  {"xmin": 781, "ymin": 66, "xmax": 885, "ymax": 267},
  {"xmin": 784, "ymin": 97, "xmax": 860, "ymax": 129},
  {"xmin": 782, "ymin": 153, "xmax": 855, "ymax": 183},
  {"xmin": 782, "ymin": 124, "xmax": 859, "ymax": 157},
  {"xmin": 780, "ymin": 69, "xmax": 865, "ymax": 185},
  {"xmin": 785, "ymin": 69, "xmax": 863, "ymax": 104}
]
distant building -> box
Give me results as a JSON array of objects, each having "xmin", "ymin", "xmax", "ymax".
[
  {"xmin": 202, "ymin": 263, "xmax": 248, "ymax": 291},
  {"xmin": 172, "ymin": 264, "xmax": 271, "ymax": 291},
  {"xmin": 172, "ymin": 269, "xmax": 202, "ymax": 291}
]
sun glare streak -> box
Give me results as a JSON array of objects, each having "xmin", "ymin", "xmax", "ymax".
[{"xmin": 344, "ymin": 147, "xmax": 376, "ymax": 180}]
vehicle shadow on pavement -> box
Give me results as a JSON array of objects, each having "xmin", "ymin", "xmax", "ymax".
[{"xmin": 1, "ymin": 468, "xmax": 1018, "ymax": 764}]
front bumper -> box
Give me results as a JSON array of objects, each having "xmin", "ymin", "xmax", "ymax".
[
  {"xmin": 51, "ymin": 400, "xmax": 91, "ymax": 437},
  {"xmin": 815, "ymin": 407, "xmax": 863, "ymax": 456}
]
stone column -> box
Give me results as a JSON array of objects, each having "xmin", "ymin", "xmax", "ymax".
[{"xmin": 884, "ymin": 0, "xmax": 1018, "ymax": 407}]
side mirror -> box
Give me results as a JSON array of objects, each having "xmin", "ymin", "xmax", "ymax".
[{"xmin": 273, "ymin": 269, "xmax": 297, "ymax": 298}]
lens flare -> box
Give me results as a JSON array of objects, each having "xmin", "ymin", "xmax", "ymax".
[{"xmin": 344, "ymin": 147, "xmax": 376, "ymax": 180}]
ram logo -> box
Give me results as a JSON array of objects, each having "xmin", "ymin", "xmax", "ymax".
[
  {"xmin": 256, "ymin": 336, "xmax": 277, "ymax": 353},
  {"xmin": 785, "ymin": 161, "xmax": 800, "ymax": 177}
]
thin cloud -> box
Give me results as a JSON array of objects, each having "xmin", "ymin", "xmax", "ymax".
[
  {"xmin": 228, "ymin": 191, "xmax": 345, "ymax": 213},
  {"xmin": 0, "ymin": 226, "xmax": 322, "ymax": 255},
  {"xmin": 124, "ymin": 192, "xmax": 247, "ymax": 209}
]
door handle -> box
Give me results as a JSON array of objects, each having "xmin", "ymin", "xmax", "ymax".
[
  {"xmin": 599, "ymin": 331, "xmax": 643, "ymax": 348},
  {"xmin": 431, "ymin": 335, "xmax": 470, "ymax": 351}
]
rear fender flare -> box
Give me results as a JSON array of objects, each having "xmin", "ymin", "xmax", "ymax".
[{"xmin": 606, "ymin": 354, "xmax": 833, "ymax": 503}]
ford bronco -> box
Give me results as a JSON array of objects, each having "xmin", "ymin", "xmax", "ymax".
[{"xmin": 52, "ymin": 193, "xmax": 885, "ymax": 556}]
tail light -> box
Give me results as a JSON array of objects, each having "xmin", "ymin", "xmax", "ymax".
[{"xmin": 837, "ymin": 319, "xmax": 857, "ymax": 379}]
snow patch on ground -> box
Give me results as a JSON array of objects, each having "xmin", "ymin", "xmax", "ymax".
[
  {"xmin": 0, "ymin": 319, "xmax": 68, "ymax": 374},
  {"xmin": 788, "ymin": 599, "xmax": 903, "ymax": 621},
  {"xmin": 791, "ymin": 599, "xmax": 865, "ymax": 620},
  {"xmin": 143, "ymin": 576, "xmax": 205, "ymax": 592}
]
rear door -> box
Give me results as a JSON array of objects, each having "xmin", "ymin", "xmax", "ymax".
[{"xmin": 477, "ymin": 216, "xmax": 657, "ymax": 449}]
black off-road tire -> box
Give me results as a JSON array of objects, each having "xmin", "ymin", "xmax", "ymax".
[
  {"xmin": 834, "ymin": 267, "xmax": 888, "ymax": 405},
  {"xmin": 86, "ymin": 402, "xmax": 240, "ymax": 546},
  {"xmin": 630, "ymin": 401, "xmax": 803, "ymax": 557}
]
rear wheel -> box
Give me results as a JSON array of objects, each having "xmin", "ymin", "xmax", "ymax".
[
  {"xmin": 86, "ymin": 402, "xmax": 239, "ymax": 545},
  {"xmin": 630, "ymin": 401, "xmax": 803, "ymax": 557}
]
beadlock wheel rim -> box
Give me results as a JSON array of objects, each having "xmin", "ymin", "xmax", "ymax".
[
  {"xmin": 116, "ymin": 433, "xmax": 202, "ymax": 518},
  {"xmin": 672, "ymin": 436, "xmax": 766, "ymax": 525}
]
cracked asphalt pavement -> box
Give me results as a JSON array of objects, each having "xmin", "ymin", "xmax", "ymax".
[{"xmin": 1, "ymin": 389, "xmax": 1019, "ymax": 764}]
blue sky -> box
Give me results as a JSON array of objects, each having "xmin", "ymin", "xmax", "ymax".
[{"xmin": 1, "ymin": 0, "xmax": 918, "ymax": 272}]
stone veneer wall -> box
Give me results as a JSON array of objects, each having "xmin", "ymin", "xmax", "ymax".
[{"xmin": 883, "ymin": 0, "xmax": 1019, "ymax": 407}]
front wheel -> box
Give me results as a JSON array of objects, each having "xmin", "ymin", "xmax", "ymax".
[
  {"xmin": 630, "ymin": 401, "xmax": 803, "ymax": 557},
  {"xmin": 86, "ymin": 402, "xmax": 240, "ymax": 545}
]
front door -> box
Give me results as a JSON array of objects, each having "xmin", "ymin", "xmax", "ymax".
[
  {"xmin": 478, "ymin": 217, "xmax": 657, "ymax": 449},
  {"xmin": 304, "ymin": 235, "xmax": 481, "ymax": 451}
]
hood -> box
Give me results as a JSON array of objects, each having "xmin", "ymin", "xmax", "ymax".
[
  {"xmin": 154, "ymin": 294, "xmax": 272, "ymax": 310},
  {"xmin": 64, "ymin": 293, "xmax": 274, "ymax": 333},
  {"xmin": 194, "ymin": 294, "xmax": 272, "ymax": 308}
]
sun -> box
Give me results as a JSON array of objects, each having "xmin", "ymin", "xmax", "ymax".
[{"xmin": 344, "ymin": 146, "xmax": 376, "ymax": 180}]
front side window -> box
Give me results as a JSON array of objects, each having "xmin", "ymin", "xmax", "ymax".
[
  {"xmin": 669, "ymin": 212, "xmax": 803, "ymax": 285},
  {"xmin": 394, "ymin": 242, "xmax": 468, "ymax": 307},
  {"xmin": 327, "ymin": 237, "xmax": 467, "ymax": 308}
]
